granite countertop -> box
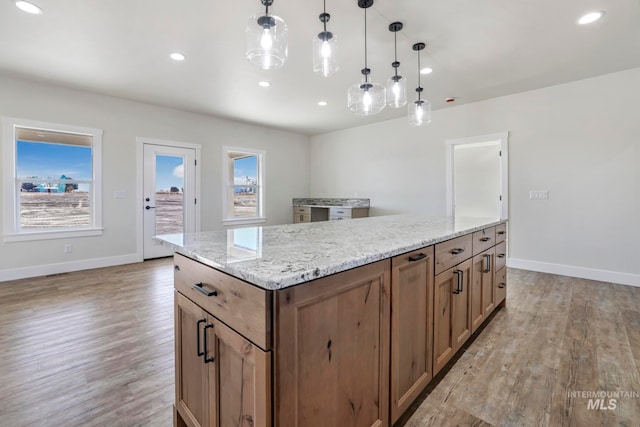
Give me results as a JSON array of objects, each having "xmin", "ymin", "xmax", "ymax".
[{"xmin": 156, "ymin": 215, "xmax": 505, "ymax": 291}]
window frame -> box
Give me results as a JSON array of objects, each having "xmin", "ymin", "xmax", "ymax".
[
  {"xmin": 2, "ymin": 117, "xmax": 103, "ymax": 242},
  {"xmin": 222, "ymin": 146, "xmax": 266, "ymax": 226}
]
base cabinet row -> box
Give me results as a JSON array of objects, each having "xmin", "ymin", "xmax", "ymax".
[{"xmin": 174, "ymin": 223, "xmax": 507, "ymax": 427}]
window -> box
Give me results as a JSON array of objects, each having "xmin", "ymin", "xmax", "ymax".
[
  {"xmin": 222, "ymin": 147, "xmax": 265, "ymax": 225},
  {"xmin": 2, "ymin": 117, "xmax": 103, "ymax": 242}
]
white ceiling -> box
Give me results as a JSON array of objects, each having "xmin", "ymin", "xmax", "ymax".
[{"xmin": 1, "ymin": 0, "xmax": 639, "ymax": 136}]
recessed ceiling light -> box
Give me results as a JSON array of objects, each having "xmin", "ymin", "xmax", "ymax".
[
  {"xmin": 577, "ymin": 11, "xmax": 605, "ymax": 25},
  {"xmin": 258, "ymin": 81, "xmax": 271, "ymax": 88},
  {"xmin": 15, "ymin": 1, "xmax": 43, "ymax": 14},
  {"xmin": 317, "ymin": 101, "xmax": 328, "ymax": 107},
  {"xmin": 420, "ymin": 67, "xmax": 433, "ymax": 75},
  {"xmin": 170, "ymin": 52, "xmax": 185, "ymax": 61}
]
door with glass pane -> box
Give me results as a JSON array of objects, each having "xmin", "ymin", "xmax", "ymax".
[{"xmin": 143, "ymin": 144, "xmax": 196, "ymax": 259}]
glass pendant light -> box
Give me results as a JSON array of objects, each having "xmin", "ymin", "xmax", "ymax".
[
  {"xmin": 348, "ymin": 0, "xmax": 386, "ymax": 116},
  {"xmin": 246, "ymin": 0, "xmax": 288, "ymax": 70},
  {"xmin": 313, "ymin": 0, "xmax": 338, "ymax": 77},
  {"xmin": 386, "ymin": 22, "xmax": 407, "ymax": 108},
  {"xmin": 409, "ymin": 42, "xmax": 431, "ymax": 126}
]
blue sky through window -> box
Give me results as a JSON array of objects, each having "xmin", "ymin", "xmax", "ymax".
[
  {"xmin": 156, "ymin": 155, "xmax": 184, "ymax": 191},
  {"xmin": 17, "ymin": 140, "xmax": 92, "ymax": 180},
  {"xmin": 234, "ymin": 155, "xmax": 257, "ymax": 185}
]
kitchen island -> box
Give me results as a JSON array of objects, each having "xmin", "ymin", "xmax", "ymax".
[{"xmin": 157, "ymin": 215, "xmax": 508, "ymax": 427}]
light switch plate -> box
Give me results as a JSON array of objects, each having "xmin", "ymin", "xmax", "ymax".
[{"xmin": 529, "ymin": 190, "xmax": 549, "ymax": 200}]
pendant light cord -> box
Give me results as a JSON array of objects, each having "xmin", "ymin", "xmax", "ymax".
[
  {"xmin": 417, "ymin": 49, "xmax": 422, "ymax": 102},
  {"xmin": 323, "ymin": 0, "xmax": 327, "ymax": 32},
  {"xmin": 394, "ymin": 31, "xmax": 398, "ymax": 78},
  {"xmin": 364, "ymin": 7, "xmax": 369, "ymax": 83}
]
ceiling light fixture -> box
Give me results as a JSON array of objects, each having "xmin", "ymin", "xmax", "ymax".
[
  {"xmin": 246, "ymin": 0, "xmax": 288, "ymax": 70},
  {"xmin": 420, "ymin": 67, "xmax": 433, "ymax": 75},
  {"xmin": 348, "ymin": 0, "xmax": 386, "ymax": 116},
  {"xmin": 577, "ymin": 11, "xmax": 605, "ymax": 25},
  {"xmin": 386, "ymin": 22, "xmax": 407, "ymax": 109},
  {"xmin": 409, "ymin": 42, "xmax": 431, "ymax": 126},
  {"xmin": 258, "ymin": 81, "xmax": 272, "ymax": 87},
  {"xmin": 15, "ymin": 1, "xmax": 43, "ymax": 14},
  {"xmin": 170, "ymin": 53, "xmax": 185, "ymax": 61},
  {"xmin": 318, "ymin": 101, "xmax": 328, "ymax": 106},
  {"xmin": 313, "ymin": 0, "xmax": 338, "ymax": 77}
]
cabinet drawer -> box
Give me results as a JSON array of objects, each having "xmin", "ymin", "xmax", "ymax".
[
  {"xmin": 495, "ymin": 223, "xmax": 507, "ymax": 243},
  {"xmin": 472, "ymin": 227, "xmax": 496, "ymax": 256},
  {"xmin": 293, "ymin": 214, "xmax": 311, "ymax": 223},
  {"xmin": 293, "ymin": 206, "xmax": 311, "ymax": 215},
  {"xmin": 174, "ymin": 253, "xmax": 271, "ymax": 350},
  {"xmin": 435, "ymin": 234, "xmax": 473, "ymax": 275},
  {"xmin": 329, "ymin": 207, "xmax": 352, "ymax": 218},
  {"xmin": 495, "ymin": 241, "xmax": 507, "ymax": 271}
]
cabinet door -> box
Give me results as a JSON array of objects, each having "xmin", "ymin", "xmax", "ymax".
[
  {"xmin": 433, "ymin": 259, "xmax": 473, "ymax": 376},
  {"xmin": 175, "ymin": 291, "xmax": 210, "ymax": 427},
  {"xmin": 209, "ymin": 318, "xmax": 272, "ymax": 427},
  {"xmin": 275, "ymin": 260, "xmax": 390, "ymax": 427},
  {"xmin": 390, "ymin": 247, "xmax": 434, "ymax": 423},
  {"xmin": 433, "ymin": 269, "xmax": 455, "ymax": 375},
  {"xmin": 495, "ymin": 267, "xmax": 507, "ymax": 306},
  {"xmin": 471, "ymin": 248, "xmax": 495, "ymax": 333},
  {"xmin": 452, "ymin": 259, "xmax": 472, "ymax": 351}
]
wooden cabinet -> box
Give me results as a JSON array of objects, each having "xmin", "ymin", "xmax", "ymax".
[
  {"xmin": 293, "ymin": 205, "xmax": 369, "ymax": 223},
  {"xmin": 390, "ymin": 247, "xmax": 434, "ymax": 423},
  {"xmin": 275, "ymin": 260, "xmax": 390, "ymax": 427},
  {"xmin": 471, "ymin": 247, "xmax": 495, "ymax": 333},
  {"xmin": 433, "ymin": 258, "xmax": 472, "ymax": 375},
  {"xmin": 174, "ymin": 275, "xmax": 271, "ymax": 427}
]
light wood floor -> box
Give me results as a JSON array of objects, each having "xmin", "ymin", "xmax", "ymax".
[{"xmin": 1, "ymin": 261, "xmax": 638, "ymax": 426}]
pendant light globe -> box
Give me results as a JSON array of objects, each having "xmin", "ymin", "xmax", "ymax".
[
  {"xmin": 347, "ymin": 0, "xmax": 386, "ymax": 115},
  {"xmin": 246, "ymin": 0, "xmax": 288, "ymax": 70}
]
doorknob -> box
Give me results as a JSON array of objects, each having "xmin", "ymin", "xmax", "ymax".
[{"xmin": 145, "ymin": 205, "xmax": 155, "ymax": 210}]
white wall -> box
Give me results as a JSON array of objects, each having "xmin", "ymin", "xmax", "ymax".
[
  {"xmin": 310, "ymin": 68, "xmax": 640, "ymax": 286},
  {"xmin": 0, "ymin": 74, "xmax": 310, "ymax": 280}
]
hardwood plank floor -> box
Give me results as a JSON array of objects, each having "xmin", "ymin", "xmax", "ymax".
[
  {"xmin": 0, "ymin": 259, "xmax": 175, "ymax": 427},
  {"xmin": 1, "ymin": 262, "xmax": 638, "ymax": 426}
]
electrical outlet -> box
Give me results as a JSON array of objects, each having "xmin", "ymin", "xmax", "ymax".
[
  {"xmin": 64, "ymin": 244, "xmax": 73, "ymax": 253},
  {"xmin": 529, "ymin": 190, "xmax": 549, "ymax": 200}
]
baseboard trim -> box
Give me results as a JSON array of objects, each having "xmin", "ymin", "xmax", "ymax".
[
  {"xmin": 507, "ymin": 258, "xmax": 640, "ymax": 288},
  {"xmin": 0, "ymin": 254, "xmax": 142, "ymax": 282}
]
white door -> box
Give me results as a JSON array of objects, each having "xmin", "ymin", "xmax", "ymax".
[{"xmin": 143, "ymin": 144, "xmax": 196, "ymax": 259}]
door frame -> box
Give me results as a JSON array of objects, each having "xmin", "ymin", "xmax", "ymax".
[
  {"xmin": 445, "ymin": 132, "xmax": 509, "ymax": 220},
  {"xmin": 136, "ymin": 137, "xmax": 202, "ymax": 261}
]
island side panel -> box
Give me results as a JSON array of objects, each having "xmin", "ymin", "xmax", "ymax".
[{"xmin": 275, "ymin": 260, "xmax": 391, "ymax": 427}]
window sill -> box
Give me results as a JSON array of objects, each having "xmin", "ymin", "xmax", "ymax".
[
  {"xmin": 223, "ymin": 217, "xmax": 267, "ymax": 227},
  {"xmin": 3, "ymin": 228, "xmax": 104, "ymax": 243}
]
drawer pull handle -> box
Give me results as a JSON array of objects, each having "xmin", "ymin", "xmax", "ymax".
[
  {"xmin": 203, "ymin": 324, "xmax": 215, "ymax": 363},
  {"xmin": 174, "ymin": 265, "xmax": 180, "ymax": 271},
  {"xmin": 409, "ymin": 253, "xmax": 427, "ymax": 262},
  {"xmin": 498, "ymin": 283, "xmax": 506, "ymax": 289},
  {"xmin": 483, "ymin": 254, "xmax": 492, "ymax": 273},
  {"xmin": 451, "ymin": 248, "xmax": 465, "ymax": 255},
  {"xmin": 480, "ymin": 237, "xmax": 491, "ymax": 242},
  {"xmin": 193, "ymin": 282, "xmax": 218, "ymax": 297},
  {"xmin": 497, "ymin": 231, "xmax": 506, "ymax": 235},
  {"xmin": 453, "ymin": 270, "xmax": 463, "ymax": 294},
  {"xmin": 497, "ymin": 254, "xmax": 506, "ymax": 259},
  {"xmin": 196, "ymin": 318, "xmax": 206, "ymax": 357}
]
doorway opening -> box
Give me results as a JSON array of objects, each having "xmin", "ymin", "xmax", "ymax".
[{"xmin": 446, "ymin": 132, "xmax": 508, "ymax": 220}]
